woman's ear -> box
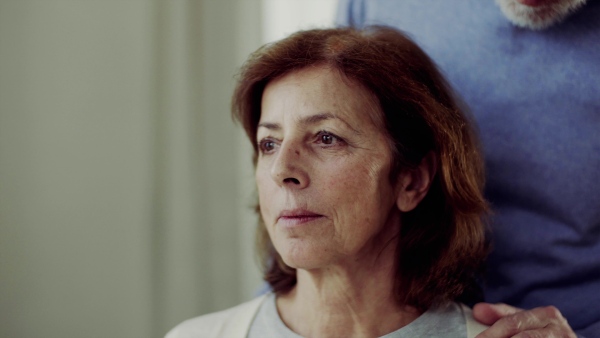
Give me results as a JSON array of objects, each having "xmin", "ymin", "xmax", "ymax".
[{"xmin": 396, "ymin": 151, "xmax": 437, "ymax": 212}]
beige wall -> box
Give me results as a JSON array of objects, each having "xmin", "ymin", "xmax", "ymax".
[{"xmin": 0, "ymin": 1, "xmax": 262, "ymax": 337}]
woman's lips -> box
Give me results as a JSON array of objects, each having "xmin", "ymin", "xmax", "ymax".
[{"xmin": 277, "ymin": 209, "xmax": 324, "ymax": 227}]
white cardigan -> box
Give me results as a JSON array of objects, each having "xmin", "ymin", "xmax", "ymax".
[{"xmin": 165, "ymin": 294, "xmax": 488, "ymax": 338}]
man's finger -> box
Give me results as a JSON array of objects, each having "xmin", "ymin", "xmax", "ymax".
[
  {"xmin": 475, "ymin": 306, "xmax": 570, "ymax": 338},
  {"xmin": 473, "ymin": 302, "xmax": 523, "ymax": 326},
  {"xmin": 512, "ymin": 322, "xmax": 578, "ymax": 338}
]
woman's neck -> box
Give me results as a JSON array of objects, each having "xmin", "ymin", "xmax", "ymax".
[{"xmin": 276, "ymin": 246, "xmax": 422, "ymax": 337}]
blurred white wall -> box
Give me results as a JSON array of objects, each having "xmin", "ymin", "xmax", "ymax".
[
  {"xmin": 0, "ymin": 1, "xmax": 336, "ymax": 337},
  {"xmin": 262, "ymin": 0, "xmax": 339, "ymax": 43}
]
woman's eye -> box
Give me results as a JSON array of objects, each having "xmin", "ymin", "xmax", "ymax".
[
  {"xmin": 321, "ymin": 134, "xmax": 334, "ymax": 144},
  {"xmin": 258, "ymin": 139, "xmax": 277, "ymax": 153},
  {"xmin": 316, "ymin": 131, "xmax": 343, "ymax": 146}
]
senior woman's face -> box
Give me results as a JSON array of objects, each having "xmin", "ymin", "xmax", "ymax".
[{"xmin": 256, "ymin": 65, "xmax": 403, "ymax": 270}]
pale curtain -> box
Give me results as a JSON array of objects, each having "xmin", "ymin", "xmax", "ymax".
[{"xmin": 0, "ymin": 1, "xmax": 261, "ymax": 337}]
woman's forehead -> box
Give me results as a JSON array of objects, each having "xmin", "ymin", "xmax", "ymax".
[{"xmin": 259, "ymin": 66, "xmax": 385, "ymax": 130}]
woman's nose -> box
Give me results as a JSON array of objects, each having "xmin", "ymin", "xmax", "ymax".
[{"xmin": 270, "ymin": 143, "xmax": 310, "ymax": 189}]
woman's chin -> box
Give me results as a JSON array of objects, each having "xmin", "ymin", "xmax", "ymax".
[{"xmin": 277, "ymin": 244, "xmax": 335, "ymax": 271}]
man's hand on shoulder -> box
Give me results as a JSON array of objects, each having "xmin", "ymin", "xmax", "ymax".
[{"xmin": 473, "ymin": 302, "xmax": 577, "ymax": 338}]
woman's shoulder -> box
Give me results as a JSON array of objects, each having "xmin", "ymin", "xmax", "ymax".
[
  {"xmin": 165, "ymin": 294, "xmax": 269, "ymax": 338},
  {"xmin": 458, "ymin": 303, "xmax": 489, "ymax": 338}
]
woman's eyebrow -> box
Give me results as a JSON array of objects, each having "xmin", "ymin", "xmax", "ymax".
[
  {"xmin": 257, "ymin": 113, "xmax": 334, "ymax": 130},
  {"xmin": 302, "ymin": 112, "xmax": 360, "ymax": 135},
  {"xmin": 301, "ymin": 112, "xmax": 336, "ymax": 125},
  {"xmin": 257, "ymin": 121, "xmax": 280, "ymax": 130},
  {"xmin": 258, "ymin": 112, "xmax": 360, "ymax": 134}
]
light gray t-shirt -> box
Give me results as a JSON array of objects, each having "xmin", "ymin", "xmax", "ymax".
[{"xmin": 248, "ymin": 293, "xmax": 466, "ymax": 337}]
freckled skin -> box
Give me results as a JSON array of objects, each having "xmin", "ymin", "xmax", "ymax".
[{"xmin": 256, "ymin": 65, "xmax": 402, "ymax": 271}]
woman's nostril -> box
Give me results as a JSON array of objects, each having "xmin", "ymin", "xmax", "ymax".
[{"xmin": 283, "ymin": 177, "xmax": 301, "ymax": 185}]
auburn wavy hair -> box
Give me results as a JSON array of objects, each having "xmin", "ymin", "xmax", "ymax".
[{"xmin": 232, "ymin": 26, "xmax": 489, "ymax": 311}]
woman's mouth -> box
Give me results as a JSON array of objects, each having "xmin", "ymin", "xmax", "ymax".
[{"xmin": 277, "ymin": 209, "xmax": 324, "ymax": 227}]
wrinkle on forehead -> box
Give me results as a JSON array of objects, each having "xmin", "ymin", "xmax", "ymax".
[{"xmin": 260, "ymin": 65, "xmax": 387, "ymax": 134}]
